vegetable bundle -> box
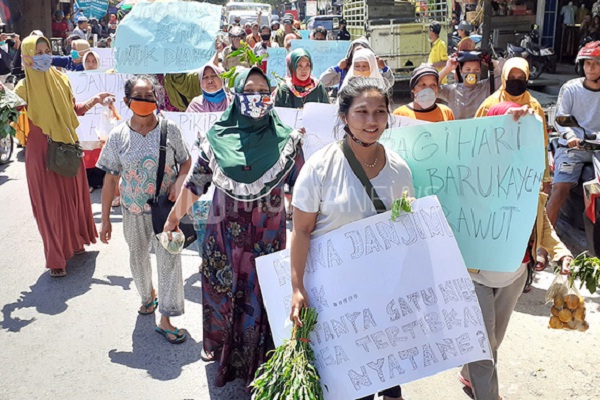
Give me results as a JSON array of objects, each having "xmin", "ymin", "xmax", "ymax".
[
  {"xmin": 250, "ymin": 307, "xmax": 325, "ymax": 400},
  {"xmin": 0, "ymin": 86, "xmax": 25, "ymax": 139}
]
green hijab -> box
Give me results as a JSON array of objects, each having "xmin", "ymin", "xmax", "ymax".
[{"xmin": 205, "ymin": 67, "xmax": 295, "ymax": 186}]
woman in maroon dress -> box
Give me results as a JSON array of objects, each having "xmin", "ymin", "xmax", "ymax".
[{"xmin": 12, "ymin": 35, "xmax": 112, "ymax": 277}]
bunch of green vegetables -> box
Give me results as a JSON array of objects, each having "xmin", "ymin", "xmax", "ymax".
[
  {"xmin": 390, "ymin": 190, "xmax": 413, "ymax": 221},
  {"xmin": 562, "ymin": 253, "xmax": 600, "ymax": 294},
  {"xmin": 221, "ymin": 41, "xmax": 268, "ymax": 88},
  {"xmin": 0, "ymin": 86, "xmax": 24, "ymax": 139},
  {"xmin": 250, "ymin": 307, "xmax": 325, "ymax": 400}
]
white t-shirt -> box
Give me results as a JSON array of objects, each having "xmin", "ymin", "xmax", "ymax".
[{"xmin": 292, "ymin": 142, "xmax": 414, "ymax": 238}]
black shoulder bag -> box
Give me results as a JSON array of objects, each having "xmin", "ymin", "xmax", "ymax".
[
  {"xmin": 147, "ymin": 118, "xmax": 197, "ymax": 248},
  {"xmin": 338, "ymin": 140, "xmax": 387, "ymax": 214}
]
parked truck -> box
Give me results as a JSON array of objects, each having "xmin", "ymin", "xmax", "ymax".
[{"xmin": 344, "ymin": 0, "xmax": 452, "ymax": 80}]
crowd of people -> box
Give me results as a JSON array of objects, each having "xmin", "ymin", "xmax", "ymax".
[{"xmin": 3, "ymin": 5, "xmax": 600, "ymax": 400}]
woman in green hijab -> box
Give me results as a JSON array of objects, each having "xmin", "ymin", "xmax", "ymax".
[
  {"xmin": 163, "ymin": 67, "xmax": 304, "ymax": 388},
  {"xmin": 274, "ymin": 48, "xmax": 329, "ymax": 108}
]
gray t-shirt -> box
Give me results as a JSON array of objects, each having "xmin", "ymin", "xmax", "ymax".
[
  {"xmin": 97, "ymin": 119, "xmax": 190, "ymax": 214},
  {"xmin": 292, "ymin": 142, "xmax": 414, "ymax": 238},
  {"xmin": 556, "ymin": 78, "xmax": 600, "ymax": 143}
]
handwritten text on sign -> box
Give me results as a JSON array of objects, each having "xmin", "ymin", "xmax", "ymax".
[
  {"xmin": 381, "ymin": 115, "xmax": 545, "ymax": 272},
  {"xmin": 266, "ymin": 47, "xmax": 287, "ymax": 87},
  {"xmin": 67, "ymin": 72, "xmax": 132, "ymax": 142},
  {"xmin": 290, "ymin": 40, "xmax": 351, "ymax": 79},
  {"xmin": 256, "ymin": 196, "xmax": 491, "ymax": 400},
  {"xmin": 114, "ymin": 2, "xmax": 221, "ymax": 74}
]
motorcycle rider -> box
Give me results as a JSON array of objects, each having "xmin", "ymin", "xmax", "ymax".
[{"xmin": 546, "ymin": 41, "xmax": 600, "ymax": 226}]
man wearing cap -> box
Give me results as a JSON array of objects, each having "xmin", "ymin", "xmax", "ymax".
[
  {"xmin": 457, "ymin": 21, "xmax": 475, "ymax": 52},
  {"xmin": 246, "ymin": 21, "xmax": 261, "ymax": 48},
  {"xmin": 336, "ymin": 19, "xmax": 351, "ymax": 40},
  {"xmin": 437, "ymin": 51, "xmax": 505, "ymax": 119},
  {"xmin": 52, "ymin": 10, "xmax": 69, "ymax": 39},
  {"xmin": 274, "ymin": 14, "xmax": 300, "ymax": 47},
  {"xmin": 51, "ymin": 39, "xmax": 90, "ymax": 71},
  {"xmin": 393, "ymin": 64, "xmax": 455, "ymax": 122},
  {"xmin": 221, "ymin": 26, "xmax": 250, "ymax": 71},
  {"xmin": 427, "ymin": 21, "xmax": 448, "ymax": 84},
  {"xmin": 73, "ymin": 16, "xmax": 91, "ymax": 41},
  {"xmin": 232, "ymin": 15, "xmax": 242, "ymax": 27}
]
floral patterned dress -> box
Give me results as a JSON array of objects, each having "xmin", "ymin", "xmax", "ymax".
[{"xmin": 185, "ymin": 144, "xmax": 304, "ymax": 388}]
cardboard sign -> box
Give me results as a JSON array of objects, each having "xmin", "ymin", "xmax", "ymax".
[
  {"xmin": 114, "ymin": 1, "xmax": 221, "ymax": 74},
  {"xmin": 266, "ymin": 47, "xmax": 287, "ymax": 87},
  {"xmin": 290, "ymin": 40, "xmax": 350, "ymax": 78},
  {"xmin": 256, "ymin": 196, "xmax": 492, "ymax": 400}
]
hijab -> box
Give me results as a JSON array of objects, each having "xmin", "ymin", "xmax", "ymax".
[
  {"xmin": 345, "ymin": 36, "xmax": 373, "ymax": 66},
  {"xmin": 205, "ymin": 67, "xmax": 297, "ymax": 193},
  {"xmin": 83, "ymin": 50, "xmax": 100, "ymax": 70},
  {"xmin": 14, "ymin": 35, "xmax": 80, "ymax": 144},
  {"xmin": 284, "ymin": 48, "xmax": 320, "ymax": 98},
  {"xmin": 186, "ymin": 64, "xmax": 231, "ymax": 113},
  {"xmin": 164, "ymin": 72, "xmax": 202, "ymax": 111},
  {"xmin": 339, "ymin": 48, "xmax": 382, "ymax": 91}
]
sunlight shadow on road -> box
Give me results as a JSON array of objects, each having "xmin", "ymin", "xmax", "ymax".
[
  {"xmin": 204, "ymin": 362, "xmax": 252, "ymax": 400},
  {"xmin": 184, "ymin": 273, "xmax": 202, "ymax": 305},
  {"xmin": 0, "ymin": 251, "xmax": 132, "ymax": 332},
  {"xmin": 108, "ymin": 314, "xmax": 202, "ymax": 381}
]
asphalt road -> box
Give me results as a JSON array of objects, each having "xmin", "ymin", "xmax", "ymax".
[{"xmin": 1, "ymin": 149, "xmax": 599, "ymax": 400}]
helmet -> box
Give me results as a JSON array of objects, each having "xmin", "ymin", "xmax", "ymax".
[{"xmin": 576, "ymin": 41, "xmax": 600, "ymax": 63}]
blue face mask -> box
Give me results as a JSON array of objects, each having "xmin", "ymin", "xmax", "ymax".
[
  {"xmin": 31, "ymin": 54, "xmax": 53, "ymax": 72},
  {"xmin": 70, "ymin": 50, "xmax": 80, "ymax": 59},
  {"xmin": 203, "ymin": 88, "xmax": 226, "ymax": 104},
  {"xmin": 0, "ymin": 41, "xmax": 5, "ymax": 47}
]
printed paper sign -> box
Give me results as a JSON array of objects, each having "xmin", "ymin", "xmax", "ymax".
[
  {"xmin": 114, "ymin": 1, "xmax": 221, "ymax": 74},
  {"xmin": 381, "ymin": 115, "xmax": 545, "ymax": 272},
  {"xmin": 76, "ymin": 0, "xmax": 109, "ymax": 20},
  {"xmin": 290, "ymin": 40, "xmax": 350, "ymax": 78},
  {"xmin": 256, "ymin": 196, "xmax": 492, "ymax": 400}
]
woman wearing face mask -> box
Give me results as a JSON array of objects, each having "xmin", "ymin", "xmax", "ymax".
[
  {"xmin": 475, "ymin": 57, "xmax": 551, "ymax": 187},
  {"xmin": 393, "ymin": 64, "xmax": 455, "ymax": 122},
  {"xmin": 52, "ymin": 39, "xmax": 89, "ymax": 72},
  {"xmin": 186, "ymin": 64, "xmax": 232, "ymax": 112},
  {"xmin": 290, "ymin": 77, "xmax": 413, "ymax": 400},
  {"xmin": 163, "ymin": 67, "xmax": 304, "ymax": 387},
  {"xmin": 436, "ymin": 51, "xmax": 505, "ymax": 120},
  {"xmin": 274, "ymin": 48, "xmax": 329, "ymax": 108},
  {"xmin": 320, "ymin": 36, "xmax": 395, "ymax": 90},
  {"xmin": 97, "ymin": 75, "xmax": 191, "ymax": 344},
  {"xmin": 12, "ymin": 35, "xmax": 112, "ymax": 277}
]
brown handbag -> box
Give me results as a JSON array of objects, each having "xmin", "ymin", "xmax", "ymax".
[{"xmin": 46, "ymin": 137, "xmax": 84, "ymax": 177}]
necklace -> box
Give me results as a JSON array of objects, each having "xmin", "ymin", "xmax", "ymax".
[{"xmin": 350, "ymin": 138, "xmax": 379, "ymax": 168}]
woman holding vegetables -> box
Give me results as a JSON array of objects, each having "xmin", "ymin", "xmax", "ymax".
[{"xmin": 290, "ymin": 77, "xmax": 413, "ymax": 400}]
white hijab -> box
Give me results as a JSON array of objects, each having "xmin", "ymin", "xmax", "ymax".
[{"xmin": 339, "ymin": 48, "xmax": 383, "ymax": 91}]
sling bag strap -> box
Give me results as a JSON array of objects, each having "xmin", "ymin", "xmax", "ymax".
[
  {"xmin": 338, "ymin": 139, "xmax": 387, "ymax": 214},
  {"xmin": 153, "ymin": 117, "xmax": 168, "ymax": 203}
]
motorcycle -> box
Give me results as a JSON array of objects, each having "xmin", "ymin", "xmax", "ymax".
[
  {"xmin": 0, "ymin": 134, "xmax": 13, "ymax": 165},
  {"xmin": 550, "ymin": 115, "xmax": 600, "ymax": 256},
  {"xmin": 506, "ymin": 25, "xmax": 556, "ymax": 80}
]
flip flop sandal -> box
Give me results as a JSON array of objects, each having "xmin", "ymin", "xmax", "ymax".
[
  {"xmin": 200, "ymin": 348, "xmax": 221, "ymax": 362},
  {"xmin": 155, "ymin": 327, "xmax": 187, "ymax": 344},
  {"xmin": 138, "ymin": 298, "xmax": 158, "ymax": 315},
  {"xmin": 458, "ymin": 372, "xmax": 472, "ymax": 389},
  {"xmin": 49, "ymin": 268, "xmax": 67, "ymax": 278},
  {"xmin": 111, "ymin": 197, "xmax": 121, "ymax": 208}
]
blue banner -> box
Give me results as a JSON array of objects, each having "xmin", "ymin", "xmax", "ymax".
[
  {"xmin": 381, "ymin": 115, "xmax": 546, "ymax": 272},
  {"xmin": 76, "ymin": 0, "xmax": 109, "ymax": 20},
  {"xmin": 114, "ymin": 1, "xmax": 221, "ymax": 74},
  {"xmin": 290, "ymin": 39, "xmax": 350, "ymax": 78},
  {"xmin": 266, "ymin": 47, "xmax": 287, "ymax": 87}
]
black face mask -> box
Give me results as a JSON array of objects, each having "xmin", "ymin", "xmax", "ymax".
[
  {"xmin": 505, "ymin": 78, "xmax": 528, "ymax": 96},
  {"xmin": 261, "ymin": 34, "xmax": 271, "ymax": 41}
]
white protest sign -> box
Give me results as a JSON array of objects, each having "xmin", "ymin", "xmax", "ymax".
[
  {"xmin": 302, "ymin": 103, "xmax": 427, "ymax": 160},
  {"xmin": 256, "ymin": 196, "xmax": 492, "ymax": 400},
  {"xmin": 67, "ymin": 72, "xmax": 132, "ymax": 142},
  {"xmin": 90, "ymin": 47, "xmax": 115, "ymax": 72},
  {"xmin": 167, "ymin": 107, "xmax": 302, "ymax": 151}
]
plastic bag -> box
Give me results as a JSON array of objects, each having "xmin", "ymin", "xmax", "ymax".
[
  {"xmin": 158, "ymin": 231, "xmax": 185, "ymax": 255},
  {"xmin": 546, "ymin": 274, "xmax": 589, "ymax": 331},
  {"xmin": 95, "ymin": 102, "xmax": 121, "ymax": 142}
]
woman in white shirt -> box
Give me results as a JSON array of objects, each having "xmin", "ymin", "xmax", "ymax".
[{"xmin": 289, "ymin": 77, "xmax": 413, "ymax": 400}]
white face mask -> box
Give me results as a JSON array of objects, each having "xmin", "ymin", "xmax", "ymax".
[{"xmin": 414, "ymin": 88, "xmax": 437, "ymax": 109}]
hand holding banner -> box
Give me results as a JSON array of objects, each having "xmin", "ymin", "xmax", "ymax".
[{"xmin": 256, "ymin": 196, "xmax": 491, "ymax": 400}]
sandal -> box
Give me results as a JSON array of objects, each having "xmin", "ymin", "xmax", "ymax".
[
  {"xmin": 111, "ymin": 196, "xmax": 120, "ymax": 208},
  {"xmin": 155, "ymin": 326, "xmax": 187, "ymax": 344},
  {"xmin": 200, "ymin": 348, "xmax": 220, "ymax": 362},
  {"xmin": 138, "ymin": 298, "xmax": 158, "ymax": 315},
  {"xmin": 49, "ymin": 268, "xmax": 67, "ymax": 278}
]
